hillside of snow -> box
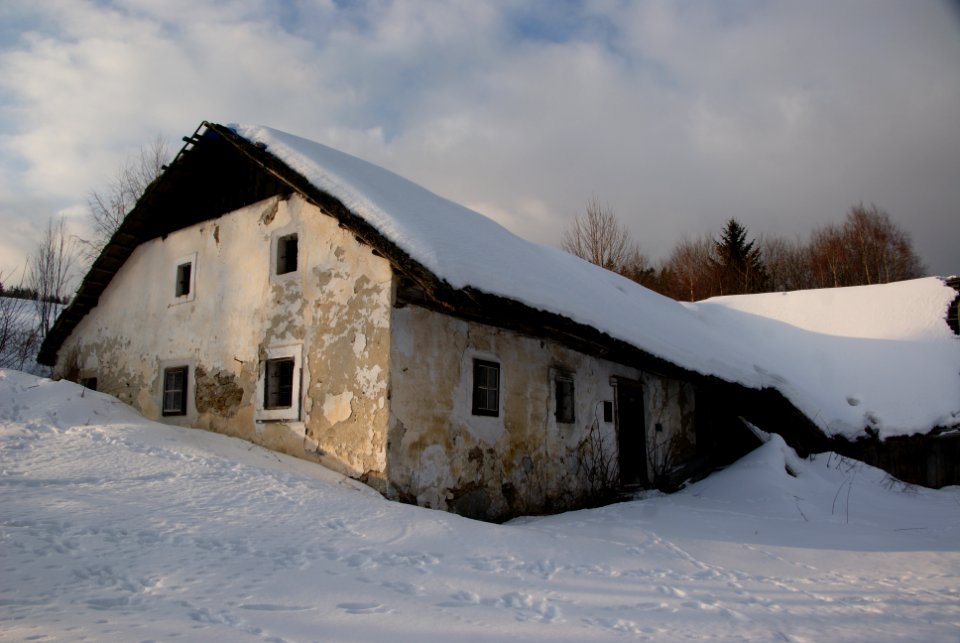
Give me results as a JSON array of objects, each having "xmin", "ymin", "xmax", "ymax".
[
  {"xmin": 228, "ymin": 125, "xmax": 960, "ymax": 440},
  {"xmin": 2, "ymin": 369, "xmax": 959, "ymax": 641}
]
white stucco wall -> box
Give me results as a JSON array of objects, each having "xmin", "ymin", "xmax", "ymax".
[{"xmin": 55, "ymin": 194, "xmax": 394, "ymax": 484}]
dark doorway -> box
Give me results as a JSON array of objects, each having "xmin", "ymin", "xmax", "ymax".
[{"xmin": 616, "ymin": 380, "xmax": 647, "ymax": 486}]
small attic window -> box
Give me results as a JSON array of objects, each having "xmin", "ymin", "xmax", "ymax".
[
  {"xmin": 172, "ymin": 254, "xmax": 197, "ymax": 303},
  {"xmin": 603, "ymin": 400, "xmax": 613, "ymax": 423},
  {"xmin": 555, "ymin": 373, "xmax": 575, "ymax": 424},
  {"xmin": 276, "ymin": 234, "xmax": 298, "ymax": 275},
  {"xmin": 175, "ymin": 262, "xmax": 191, "ymax": 297}
]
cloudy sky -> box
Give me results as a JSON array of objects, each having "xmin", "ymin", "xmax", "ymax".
[{"xmin": 1, "ymin": 0, "xmax": 958, "ymax": 279}]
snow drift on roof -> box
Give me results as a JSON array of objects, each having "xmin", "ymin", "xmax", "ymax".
[
  {"xmin": 231, "ymin": 125, "xmax": 960, "ymax": 439},
  {"xmin": 691, "ymin": 280, "xmax": 960, "ymax": 438}
]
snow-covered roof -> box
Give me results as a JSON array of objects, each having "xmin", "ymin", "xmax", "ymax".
[
  {"xmin": 232, "ymin": 124, "xmax": 960, "ymax": 440},
  {"xmin": 40, "ymin": 122, "xmax": 959, "ymax": 441},
  {"xmin": 692, "ymin": 281, "xmax": 960, "ymax": 438}
]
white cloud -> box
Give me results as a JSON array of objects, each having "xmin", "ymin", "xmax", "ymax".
[{"xmin": 0, "ymin": 0, "xmax": 957, "ymax": 276}]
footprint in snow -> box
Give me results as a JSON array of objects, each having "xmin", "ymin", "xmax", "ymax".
[
  {"xmin": 380, "ymin": 580, "xmax": 423, "ymax": 596},
  {"xmin": 337, "ymin": 602, "xmax": 390, "ymax": 614},
  {"xmin": 657, "ymin": 585, "xmax": 687, "ymax": 598},
  {"xmin": 239, "ymin": 603, "xmax": 313, "ymax": 612},
  {"xmin": 436, "ymin": 590, "xmax": 481, "ymax": 607}
]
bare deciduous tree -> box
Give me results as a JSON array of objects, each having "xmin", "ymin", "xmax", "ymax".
[
  {"xmin": 29, "ymin": 217, "xmax": 75, "ymax": 338},
  {"xmin": 561, "ymin": 197, "xmax": 640, "ymax": 274},
  {"xmin": 761, "ymin": 235, "xmax": 812, "ymax": 292},
  {"xmin": 81, "ymin": 135, "xmax": 168, "ymax": 261},
  {"xmin": 808, "ymin": 204, "xmax": 924, "ymax": 288},
  {"xmin": 0, "ymin": 271, "xmax": 39, "ymax": 370},
  {"xmin": 844, "ymin": 204, "xmax": 924, "ymax": 285},
  {"xmin": 619, "ymin": 247, "xmax": 659, "ymax": 289},
  {"xmin": 808, "ymin": 223, "xmax": 849, "ymax": 288},
  {"xmin": 657, "ymin": 235, "xmax": 715, "ymax": 301}
]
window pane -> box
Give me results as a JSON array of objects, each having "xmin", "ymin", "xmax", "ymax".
[
  {"xmin": 276, "ymin": 234, "xmax": 298, "ymax": 275},
  {"xmin": 176, "ymin": 263, "xmax": 191, "ymax": 297},
  {"xmin": 472, "ymin": 359, "xmax": 500, "ymax": 416},
  {"xmin": 555, "ymin": 377, "xmax": 574, "ymax": 423},
  {"xmin": 162, "ymin": 366, "xmax": 187, "ymax": 416},
  {"xmin": 265, "ymin": 357, "xmax": 295, "ymax": 409}
]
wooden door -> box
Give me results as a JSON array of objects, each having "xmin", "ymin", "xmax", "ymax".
[{"xmin": 616, "ymin": 380, "xmax": 647, "ymax": 486}]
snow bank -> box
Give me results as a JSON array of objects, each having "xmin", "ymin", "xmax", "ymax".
[
  {"xmin": 229, "ymin": 125, "xmax": 959, "ymax": 439},
  {"xmin": 691, "ymin": 279, "xmax": 960, "ymax": 438},
  {"xmin": 2, "ymin": 369, "xmax": 959, "ymax": 641}
]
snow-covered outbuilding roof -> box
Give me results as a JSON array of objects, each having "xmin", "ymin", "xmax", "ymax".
[{"xmin": 40, "ymin": 122, "xmax": 960, "ymax": 441}]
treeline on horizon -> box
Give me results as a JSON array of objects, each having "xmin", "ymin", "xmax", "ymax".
[
  {"xmin": 562, "ymin": 201, "xmax": 926, "ymax": 301},
  {"xmin": 0, "ymin": 284, "xmax": 69, "ymax": 305}
]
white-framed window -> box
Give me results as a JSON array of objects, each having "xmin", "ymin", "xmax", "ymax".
[
  {"xmin": 264, "ymin": 357, "xmax": 295, "ymax": 409},
  {"xmin": 172, "ymin": 253, "xmax": 197, "ymax": 303},
  {"xmin": 256, "ymin": 344, "xmax": 302, "ymax": 422},
  {"xmin": 270, "ymin": 229, "xmax": 300, "ymax": 283}
]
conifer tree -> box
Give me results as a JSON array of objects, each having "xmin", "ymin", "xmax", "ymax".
[{"xmin": 711, "ymin": 218, "xmax": 768, "ymax": 295}]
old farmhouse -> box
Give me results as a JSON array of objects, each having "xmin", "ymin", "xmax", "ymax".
[{"xmin": 38, "ymin": 123, "xmax": 959, "ymax": 520}]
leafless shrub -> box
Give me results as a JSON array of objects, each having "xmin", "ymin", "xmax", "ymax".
[
  {"xmin": 647, "ymin": 431, "xmax": 689, "ymax": 491},
  {"xmin": 576, "ymin": 415, "xmax": 620, "ymax": 502},
  {"xmin": 880, "ymin": 474, "xmax": 919, "ymax": 495}
]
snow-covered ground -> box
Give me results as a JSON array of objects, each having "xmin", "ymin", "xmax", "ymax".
[{"xmin": 2, "ymin": 370, "xmax": 958, "ymax": 642}]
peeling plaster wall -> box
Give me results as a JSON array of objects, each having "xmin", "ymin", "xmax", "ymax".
[
  {"xmin": 55, "ymin": 194, "xmax": 393, "ymax": 483},
  {"xmin": 387, "ymin": 304, "xmax": 696, "ymax": 520},
  {"xmin": 643, "ymin": 377, "xmax": 698, "ymax": 483}
]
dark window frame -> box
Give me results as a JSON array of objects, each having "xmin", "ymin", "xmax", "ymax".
[
  {"xmin": 276, "ymin": 233, "xmax": 299, "ymax": 275},
  {"xmin": 471, "ymin": 359, "xmax": 500, "ymax": 417},
  {"xmin": 603, "ymin": 400, "xmax": 614, "ymax": 423},
  {"xmin": 162, "ymin": 366, "xmax": 188, "ymax": 416},
  {"xmin": 175, "ymin": 262, "xmax": 192, "ymax": 297},
  {"xmin": 555, "ymin": 374, "xmax": 575, "ymax": 424},
  {"xmin": 264, "ymin": 357, "xmax": 296, "ymax": 410}
]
